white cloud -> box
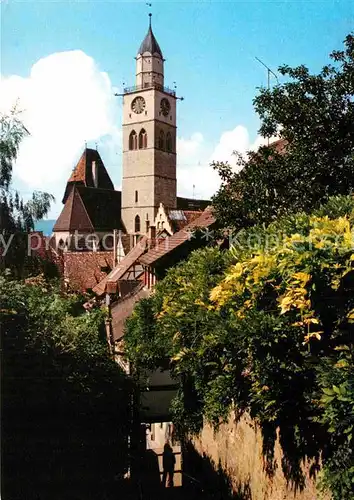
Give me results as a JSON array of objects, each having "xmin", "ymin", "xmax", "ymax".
[
  {"xmin": 177, "ymin": 131, "xmax": 219, "ymax": 200},
  {"xmin": 0, "ymin": 50, "xmax": 121, "ymax": 216},
  {"xmin": 177, "ymin": 125, "xmax": 266, "ymax": 201},
  {"xmin": 210, "ymin": 125, "xmax": 250, "ymax": 168},
  {"xmin": 1, "ymin": 50, "xmax": 270, "ymax": 216}
]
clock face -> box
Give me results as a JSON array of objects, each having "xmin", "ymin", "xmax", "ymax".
[
  {"xmin": 131, "ymin": 96, "xmax": 146, "ymax": 114},
  {"xmin": 160, "ymin": 98, "xmax": 171, "ymax": 117}
]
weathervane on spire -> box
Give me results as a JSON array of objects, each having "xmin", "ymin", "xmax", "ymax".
[{"xmin": 146, "ymin": 2, "xmax": 152, "ymax": 26}]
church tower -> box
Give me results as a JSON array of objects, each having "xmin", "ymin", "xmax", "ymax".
[{"xmin": 121, "ymin": 15, "xmax": 177, "ymax": 235}]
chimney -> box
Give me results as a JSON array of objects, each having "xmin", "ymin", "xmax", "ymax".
[{"xmin": 92, "ymin": 160, "xmax": 98, "ymax": 188}]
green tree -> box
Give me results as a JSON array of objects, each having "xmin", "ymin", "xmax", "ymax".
[
  {"xmin": 212, "ymin": 33, "xmax": 354, "ymax": 230},
  {"xmin": 125, "ymin": 196, "xmax": 354, "ymax": 499},
  {"xmin": 1, "ymin": 274, "xmax": 132, "ymax": 500},
  {"xmin": 0, "ymin": 109, "xmax": 54, "ymax": 275}
]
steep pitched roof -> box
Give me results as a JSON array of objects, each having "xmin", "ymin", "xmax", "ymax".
[
  {"xmin": 140, "ymin": 207, "xmax": 216, "ymax": 266},
  {"xmin": 63, "ymin": 148, "xmax": 114, "ymax": 203},
  {"xmin": 77, "ymin": 186, "xmax": 122, "ymax": 231},
  {"xmin": 53, "ymin": 186, "xmax": 122, "ymax": 233},
  {"xmin": 93, "ymin": 236, "xmax": 148, "ymax": 296},
  {"xmin": 138, "ymin": 19, "xmax": 163, "ymax": 58},
  {"xmin": 53, "ymin": 186, "xmax": 94, "ymax": 232}
]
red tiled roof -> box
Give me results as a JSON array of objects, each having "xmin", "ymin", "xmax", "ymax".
[
  {"xmin": 53, "ymin": 185, "xmax": 122, "ymax": 233},
  {"xmin": 167, "ymin": 209, "xmax": 202, "ymax": 232},
  {"xmin": 140, "ymin": 206, "xmax": 216, "ymax": 266},
  {"xmin": 63, "ymin": 148, "xmax": 115, "ymax": 203},
  {"xmin": 93, "ymin": 236, "xmax": 148, "ymax": 296},
  {"xmin": 63, "ymin": 251, "xmax": 114, "ymax": 291},
  {"xmin": 269, "ymin": 138, "xmax": 288, "ymax": 154},
  {"xmin": 53, "ymin": 186, "xmax": 94, "ymax": 232}
]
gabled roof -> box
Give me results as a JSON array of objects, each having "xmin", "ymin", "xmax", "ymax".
[
  {"xmin": 63, "ymin": 148, "xmax": 114, "ymax": 203},
  {"xmin": 53, "ymin": 185, "xmax": 122, "ymax": 233},
  {"xmin": 77, "ymin": 187, "xmax": 122, "ymax": 231},
  {"xmin": 140, "ymin": 206, "xmax": 216, "ymax": 266},
  {"xmin": 93, "ymin": 236, "xmax": 148, "ymax": 296},
  {"xmin": 53, "ymin": 186, "xmax": 94, "ymax": 232}
]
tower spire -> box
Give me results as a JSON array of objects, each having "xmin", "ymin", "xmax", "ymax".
[{"xmin": 137, "ymin": 10, "xmax": 163, "ymax": 58}]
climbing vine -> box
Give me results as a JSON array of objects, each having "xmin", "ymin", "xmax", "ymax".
[{"xmin": 125, "ymin": 196, "xmax": 354, "ymax": 499}]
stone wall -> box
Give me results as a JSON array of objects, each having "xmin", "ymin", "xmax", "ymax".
[{"xmin": 188, "ymin": 412, "xmax": 330, "ymax": 500}]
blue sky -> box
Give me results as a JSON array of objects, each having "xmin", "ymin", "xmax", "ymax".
[{"xmin": 1, "ymin": 0, "xmax": 353, "ymax": 217}]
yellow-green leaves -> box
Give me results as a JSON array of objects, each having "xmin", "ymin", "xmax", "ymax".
[
  {"xmin": 347, "ymin": 309, "xmax": 354, "ymax": 323},
  {"xmin": 210, "ymin": 212, "xmax": 354, "ymax": 345}
]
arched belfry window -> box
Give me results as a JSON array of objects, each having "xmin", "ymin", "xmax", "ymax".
[
  {"xmin": 158, "ymin": 130, "xmax": 165, "ymax": 150},
  {"xmin": 129, "ymin": 130, "xmax": 138, "ymax": 150},
  {"xmin": 135, "ymin": 215, "xmax": 141, "ymax": 233},
  {"xmin": 139, "ymin": 129, "xmax": 147, "ymax": 149},
  {"xmin": 166, "ymin": 132, "xmax": 172, "ymax": 152}
]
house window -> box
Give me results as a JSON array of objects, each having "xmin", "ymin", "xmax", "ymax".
[
  {"xmin": 135, "ymin": 190, "xmax": 138, "ymax": 203},
  {"xmin": 166, "ymin": 132, "xmax": 172, "ymax": 152},
  {"xmin": 158, "ymin": 130, "xmax": 165, "ymax": 150},
  {"xmin": 146, "ymin": 220, "xmax": 150, "ymax": 233},
  {"xmin": 135, "ymin": 215, "xmax": 141, "ymax": 233},
  {"xmin": 139, "ymin": 128, "xmax": 147, "ymax": 149},
  {"xmin": 129, "ymin": 130, "xmax": 138, "ymax": 150}
]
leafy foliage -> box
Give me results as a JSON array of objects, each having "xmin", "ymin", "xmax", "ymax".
[
  {"xmin": 0, "ymin": 109, "xmax": 54, "ymax": 275},
  {"xmin": 1, "ymin": 273, "xmax": 132, "ymax": 500},
  {"xmin": 212, "ymin": 33, "xmax": 354, "ymax": 230},
  {"xmin": 317, "ymin": 349, "xmax": 354, "ymax": 499},
  {"xmin": 125, "ymin": 196, "xmax": 354, "ymax": 498}
]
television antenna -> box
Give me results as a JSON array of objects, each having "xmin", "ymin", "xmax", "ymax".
[
  {"xmin": 255, "ymin": 57, "xmax": 279, "ymax": 90},
  {"xmin": 255, "ymin": 57, "xmax": 279, "ymax": 145}
]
